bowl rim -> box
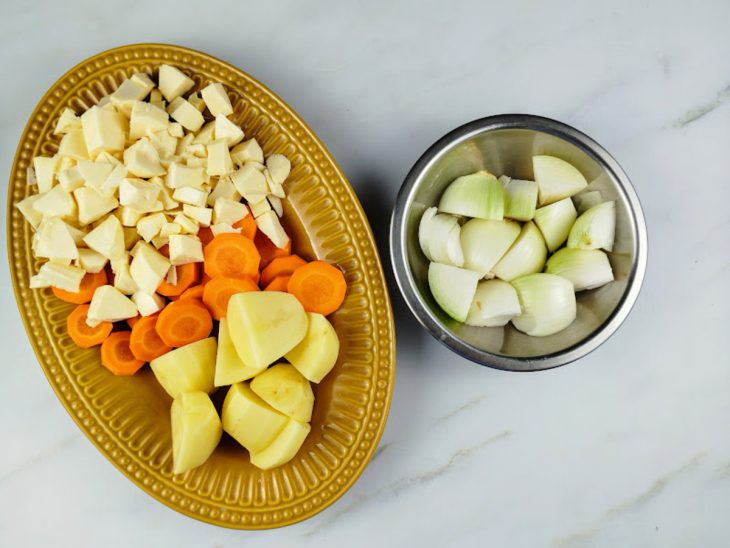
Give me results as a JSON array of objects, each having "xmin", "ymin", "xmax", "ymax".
[{"xmin": 389, "ymin": 114, "xmax": 648, "ymax": 371}]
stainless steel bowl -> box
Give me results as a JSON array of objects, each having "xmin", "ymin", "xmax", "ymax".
[{"xmin": 390, "ymin": 114, "xmax": 648, "ymax": 371}]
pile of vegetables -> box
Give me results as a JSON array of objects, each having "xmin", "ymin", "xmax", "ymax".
[
  {"xmin": 420, "ymin": 155, "xmax": 616, "ymax": 337},
  {"xmin": 16, "ymin": 66, "xmax": 348, "ymax": 472}
]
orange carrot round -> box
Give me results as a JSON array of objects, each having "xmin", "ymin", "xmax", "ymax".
[
  {"xmin": 255, "ymin": 230, "xmax": 291, "ymax": 268},
  {"xmin": 264, "ymin": 275, "xmax": 291, "ymax": 292},
  {"xmin": 233, "ymin": 209, "xmax": 256, "ymax": 239},
  {"xmin": 179, "ymin": 284, "xmax": 205, "ymax": 301},
  {"xmin": 287, "ymin": 261, "xmax": 346, "ymax": 316},
  {"xmin": 67, "ymin": 304, "xmax": 113, "ymax": 348},
  {"xmin": 197, "ymin": 226, "xmax": 214, "ymax": 247},
  {"xmin": 260, "ymin": 254, "xmax": 306, "ymax": 287},
  {"xmin": 203, "ymin": 233, "xmax": 260, "ymax": 279},
  {"xmin": 202, "ymin": 276, "xmax": 258, "ymax": 320},
  {"xmin": 53, "ymin": 270, "xmax": 107, "ymax": 304},
  {"xmin": 101, "ymin": 331, "xmax": 145, "ymax": 375},
  {"xmin": 129, "ymin": 315, "xmax": 171, "ymax": 362},
  {"xmin": 155, "ymin": 298, "xmax": 213, "ymax": 348},
  {"xmin": 157, "ymin": 262, "xmax": 199, "ymax": 297},
  {"xmin": 126, "ymin": 316, "xmax": 141, "ymax": 329}
]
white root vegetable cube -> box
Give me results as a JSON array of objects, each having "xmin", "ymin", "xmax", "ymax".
[
  {"xmin": 81, "ymin": 106, "xmax": 127, "ymax": 158},
  {"xmin": 249, "ymin": 198, "xmax": 271, "ymax": 218},
  {"xmin": 187, "ymin": 92, "xmax": 206, "ymax": 112},
  {"xmin": 265, "ymin": 154, "xmax": 291, "ymax": 185},
  {"xmin": 100, "ymin": 165, "xmax": 127, "ymax": 197},
  {"xmin": 74, "ymin": 187, "xmax": 119, "ymax": 225},
  {"xmin": 77, "ymin": 248, "xmax": 108, "ymax": 273},
  {"xmin": 206, "ymin": 139, "xmax": 234, "ymax": 176},
  {"xmin": 83, "ymin": 215, "xmax": 125, "ymax": 261},
  {"xmin": 200, "ymin": 82, "xmax": 233, "ymax": 116},
  {"xmin": 58, "ymin": 166, "xmax": 85, "ymax": 192},
  {"xmin": 285, "ymin": 312, "xmax": 340, "ymax": 383},
  {"xmin": 255, "ymin": 211, "xmax": 289, "ymax": 249},
  {"xmin": 136, "ymin": 212, "xmax": 167, "ymax": 242},
  {"xmin": 35, "ymin": 261, "xmax": 86, "ymax": 292},
  {"xmin": 268, "ymin": 195, "xmax": 283, "ymax": 217},
  {"xmin": 160, "ymin": 222, "xmax": 182, "ymax": 237},
  {"xmin": 33, "ymin": 156, "xmax": 60, "ymax": 193},
  {"xmin": 132, "ymin": 291, "xmax": 165, "ymax": 316},
  {"xmin": 182, "ymin": 204, "xmax": 212, "ymax": 227},
  {"xmin": 166, "ymin": 162, "xmax": 206, "ymax": 189},
  {"xmin": 77, "ymin": 160, "xmax": 113, "ymax": 191},
  {"xmin": 130, "ymin": 242, "xmax": 171, "ymax": 294},
  {"xmin": 158, "ymin": 64, "xmax": 194, "ymax": 102},
  {"xmin": 213, "ymin": 197, "xmax": 248, "ymax": 226},
  {"xmin": 210, "ymin": 223, "xmax": 240, "ymax": 237},
  {"xmin": 230, "ymin": 164, "xmax": 267, "ymax": 202},
  {"xmin": 168, "ymin": 122, "xmax": 183, "ymax": 138},
  {"xmin": 123, "ymin": 138, "xmax": 165, "ymax": 178},
  {"xmin": 111, "ymin": 256, "xmax": 139, "ymax": 295},
  {"xmin": 214, "ymin": 114, "xmax": 244, "ymax": 147},
  {"xmin": 54, "ymin": 108, "xmax": 81, "ymax": 135},
  {"xmin": 206, "ymin": 176, "xmax": 240, "ymax": 205},
  {"xmin": 119, "ymin": 178, "xmax": 162, "ymax": 213},
  {"xmin": 35, "ymin": 217, "xmax": 78, "ymax": 261},
  {"xmin": 173, "ymin": 213, "xmax": 199, "ymax": 234},
  {"xmin": 58, "ymin": 129, "xmax": 90, "ymax": 161},
  {"xmin": 150, "ymin": 337, "xmax": 217, "ymax": 398},
  {"xmin": 249, "ymin": 419, "xmax": 310, "ymax": 470},
  {"xmin": 88, "ymin": 285, "xmax": 138, "ymax": 324},
  {"xmin": 110, "ymin": 78, "xmax": 154, "ymax": 116},
  {"xmin": 16, "ymin": 194, "xmax": 44, "ymax": 229},
  {"xmin": 171, "ymin": 391, "xmax": 222, "ymax": 475},
  {"xmin": 149, "ymin": 130, "xmax": 178, "ymax": 160},
  {"xmin": 32, "ymin": 185, "xmax": 77, "ymax": 219},
  {"xmin": 264, "ymin": 169, "xmax": 286, "ymax": 199},
  {"xmin": 167, "ymin": 97, "xmax": 204, "ymax": 132},
  {"xmin": 173, "ymin": 187, "xmax": 208, "ymax": 208},
  {"xmin": 129, "ymin": 101, "xmax": 170, "ymax": 140},
  {"xmin": 230, "ymin": 139, "xmax": 263, "ymax": 166},
  {"xmin": 120, "ymin": 206, "xmax": 143, "ymax": 227},
  {"xmin": 168, "ymin": 234, "xmax": 203, "ymax": 265},
  {"xmin": 221, "ymin": 382, "xmax": 288, "ymax": 453},
  {"xmin": 192, "ymin": 121, "xmax": 216, "ymax": 145}
]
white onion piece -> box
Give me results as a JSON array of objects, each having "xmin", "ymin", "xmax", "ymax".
[
  {"xmin": 572, "ymin": 190, "xmax": 602, "ymax": 214},
  {"xmin": 445, "ymin": 224, "xmax": 464, "ymax": 267},
  {"xmin": 533, "ymin": 197, "xmax": 577, "ymax": 252},
  {"xmin": 460, "ymin": 219, "xmax": 521, "ymax": 278},
  {"xmin": 567, "ymin": 201, "xmax": 615, "ymax": 252},
  {"xmin": 533, "ymin": 155, "xmax": 587, "ymax": 206},
  {"xmin": 492, "ymin": 221, "xmax": 547, "ymax": 282},
  {"xmin": 428, "ymin": 262, "xmax": 481, "ymax": 322},
  {"xmin": 546, "ymin": 248, "xmax": 614, "ymax": 291},
  {"xmin": 439, "ymin": 171, "xmax": 504, "ymax": 220},
  {"xmin": 428, "ymin": 215, "xmax": 463, "ymax": 267},
  {"xmin": 418, "ymin": 207, "xmax": 438, "ymax": 260},
  {"xmin": 511, "ymin": 273, "xmax": 576, "ymax": 336},
  {"xmin": 465, "ymin": 279, "xmax": 521, "ymax": 327},
  {"xmin": 503, "ymin": 178, "xmax": 538, "ymax": 221}
]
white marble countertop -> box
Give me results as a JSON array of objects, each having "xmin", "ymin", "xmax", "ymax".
[{"xmin": 1, "ymin": 1, "xmax": 728, "ymax": 546}]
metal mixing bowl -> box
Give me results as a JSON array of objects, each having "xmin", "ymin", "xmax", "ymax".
[{"xmin": 390, "ymin": 114, "xmax": 648, "ymax": 371}]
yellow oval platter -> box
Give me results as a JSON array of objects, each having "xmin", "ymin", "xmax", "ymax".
[{"xmin": 6, "ymin": 44, "xmax": 395, "ymax": 529}]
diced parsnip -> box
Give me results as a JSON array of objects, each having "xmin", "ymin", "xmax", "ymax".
[
  {"xmin": 77, "ymin": 160, "xmax": 113, "ymax": 191},
  {"xmin": 158, "ymin": 64, "xmax": 194, "ymax": 102},
  {"xmin": 184, "ymin": 143, "xmax": 207, "ymax": 158},
  {"xmin": 120, "ymin": 206, "xmax": 143, "ymax": 227},
  {"xmin": 157, "ymin": 183, "xmax": 179, "ymax": 211},
  {"xmin": 99, "ymin": 164, "xmax": 127, "ymax": 197},
  {"xmin": 132, "ymin": 291, "xmax": 165, "ymax": 316},
  {"xmin": 168, "ymin": 234, "xmax": 203, "ymax": 265},
  {"xmin": 57, "ymin": 129, "xmax": 90, "ymax": 161},
  {"xmin": 206, "ymin": 176, "xmax": 240, "ymax": 205},
  {"xmin": 151, "ymin": 235, "xmax": 169, "ymax": 249},
  {"xmin": 213, "ymin": 197, "xmax": 248, "ymax": 226},
  {"xmin": 168, "ymin": 122, "xmax": 183, "ymax": 138},
  {"xmin": 173, "ymin": 213, "xmax": 199, "ymax": 234},
  {"xmin": 214, "ymin": 114, "xmax": 244, "ymax": 147},
  {"xmin": 80, "ymin": 106, "xmax": 127, "ymax": 158},
  {"xmin": 111, "ymin": 255, "xmax": 139, "ymax": 295},
  {"xmin": 255, "ymin": 211, "xmax": 289, "ymax": 249},
  {"xmin": 119, "ymin": 178, "xmax": 161, "ymax": 213},
  {"xmin": 160, "ymin": 222, "xmax": 182, "ymax": 237},
  {"xmin": 182, "ymin": 204, "xmax": 212, "ymax": 226},
  {"xmin": 110, "ymin": 77, "xmax": 154, "ymax": 116},
  {"xmin": 15, "ymin": 194, "xmax": 44, "ymax": 229},
  {"xmin": 268, "ymin": 195, "xmax": 284, "ymax": 217},
  {"xmin": 63, "ymin": 222, "xmax": 87, "ymax": 245},
  {"xmin": 58, "ymin": 166, "xmax": 85, "ymax": 192},
  {"xmin": 54, "ymin": 108, "xmax": 81, "ymax": 135},
  {"xmin": 249, "ymin": 197, "xmax": 271, "ymax": 218},
  {"xmin": 130, "ymin": 242, "xmax": 170, "ymax": 294},
  {"xmin": 87, "ymin": 285, "xmax": 138, "ymax": 325},
  {"xmin": 83, "ymin": 215, "xmax": 125, "ymax": 261},
  {"xmin": 33, "ymin": 156, "xmax": 60, "ymax": 193},
  {"xmin": 123, "ymin": 226, "xmax": 140, "ymax": 250},
  {"xmin": 206, "ymin": 140, "xmax": 234, "ymax": 176},
  {"xmin": 94, "ymin": 151, "xmax": 123, "ymax": 167},
  {"xmin": 210, "ymin": 223, "xmax": 241, "ymax": 236},
  {"xmin": 173, "ymin": 187, "xmax": 208, "ymax": 207},
  {"xmin": 123, "ymin": 138, "xmax": 165, "ymax": 178},
  {"xmin": 200, "ymin": 82, "xmax": 233, "ymax": 117},
  {"xmin": 167, "ymin": 97, "xmax": 204, "ymax": 132},
  {"xmin": 129, "ymin": 100, "xmax": 170, "ymax": 140},
  {"xmin": 77, "ymin": 248, "xmax": 108, "ymax": 273},
  {"xmin": 230, "ymin": 139, "xmax": 263, "ymax": 166},
  {"xmin": 136, "ymin": 212, "xmax": 167, "ymax": 242},
  {"xmin": 149, "ymin": 130, "xmax": 178, "ymax": 160},
  {"xmin": 35, "ymin": 217, "xmax": 78, "ymax": 261},
  {"xmin": 265, "ymin": 154, "xmax": 291, "ymax": 186},
  {"xmin": 230, "ymin": 164, "xmax": 267, "ymax": 202},
  {"xmin": 187, "ymin": 91, "xmax": 206, "ymax": 112},
  {"xmin": 74, "ymin": 187, "xmax": 119, "ymax": 225},
  {"xmin": 192, "ymin": 121, "xmax": 216, "ymax": 145},
  {"xmin": 34, "ymin": 261, "xmax": 86, "ymax": 292},
  {"xmin": 264, "ymin": 169, "xmax": 285, "ymax": 199},
  {"xmin": 176, "ymin": 133, "xmax": 194, "ymax": 155},
  {"xmin": 166, "ymin": 162, "xmax": 206, "ymax": 189}
]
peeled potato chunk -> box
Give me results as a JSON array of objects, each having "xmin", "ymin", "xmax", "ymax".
[
  {"xmin": 249, "ymin": 419, "xmax": 311, "ymax": 470},
  {"xmin": 284, "ymin": 312, "xmax": 339, "ymax": 383},
  {"xmin": 150, "ymin": 337, "xmax": 217, "ymax": 398},
  {"xmin": 221, "ymin": 382, "xmax": 287, "ymax": 453},
  {"xmin": 171, "ymin": 391, "xmax": 222, "ymax": 475},
  {"xmin": 250, "ymin": 363, "xmax": 314, "ymax": 422},
  {"xmin": 214, "ymin": 317, "xmax": 267, "ymax": 387}
]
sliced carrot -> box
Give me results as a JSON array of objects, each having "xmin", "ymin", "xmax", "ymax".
[
  {"xmin": 101, "ymin": 331, "xmax": 145, "ymax": 375},
  {"xmin": 67, "ymin": 304, "xmax": 113, "ymax": 348},
  {"xmin": 287, "ymin": 261, "xmax": 347, "ymax": 316},
  {"xmin": 233, "ymin": 209, "xmax": 257, "ymax": 239},
  {"xmin": 129, "ymin": 315, "xmax": 171, "ymax": 362},
  {"xmin": 158, "ymin": 244, "xmax": 170, "ymax": 258},
  {"xmin": 202, "ymin": 273, "xmax": 212, "ymax": 284},
  {"xmin": 179, "ymin": 284, "xmax": 205, "ymax": 300},
  {"xmin": 203, "ymin": 233, "xmax": 260, "ymax": 280},
  {"xmin": 157, "ymin": 262, "xmax": 200, "ymax": 297},
  {"xmin": 260, "ymin": 255, "xmax": 306, "ymax": 287},
  {"xmin": 202, "ymin": 276, "xmax": 258, "ymax": 320},
  {"xmin": 155, "ymin": 298, "xmax": 213, "ymax": 347},
  {"xmin": 53, "ymin": 270, "xmax": 107, "ymax": 304},
  {"xmin": 264, "ymin": 275, "xmax": 291, "ymax": 292},
  {"xmin": 127, "ymin": 316, "xmax": 141, "ymax": 329},
  {"xmin": 197, "ymin": 226, "xmax": 214, "ymax": 246},
  {"xmin": 255, "ymin": 230, "xmax": 291, "ymax": 269}
]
